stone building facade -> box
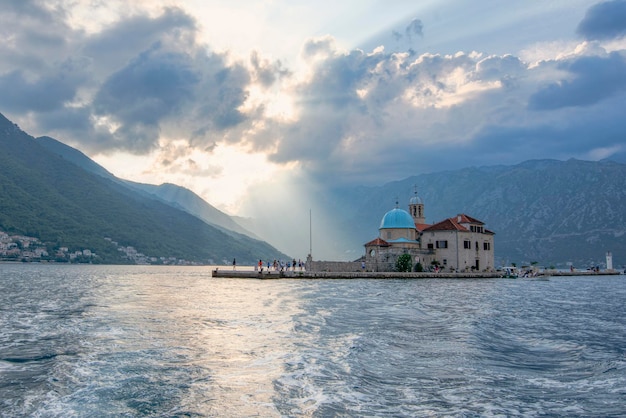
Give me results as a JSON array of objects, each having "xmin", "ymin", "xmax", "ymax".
[{"xmin": 363, "ymin": 191, "xmax": 495, "ymax": 272}]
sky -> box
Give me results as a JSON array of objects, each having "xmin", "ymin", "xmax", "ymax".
[{"xmin": 2, "ymin": 0, "xmax": 626, "ymax": 258}]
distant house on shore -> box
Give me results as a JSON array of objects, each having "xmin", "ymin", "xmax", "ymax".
[{"xmin": 363, "ymin": 189, "xmax": 495, "ymax": 272}]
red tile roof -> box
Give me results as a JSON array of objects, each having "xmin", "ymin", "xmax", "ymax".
[
  {"xmin": 415, "ymin": 223, "xmax": 431, "ymax": 232},
  {"xmin": 364, "ymin": 237, "xmax": 390, "ymax": 247},
  {"xmin": 456, "ymin": 214, "xmax": 484, "ymax": 225},
  {"xmin": 422, "ymin": 213, "xmax": 488, "ymax": 232},
  {"xmin": 423, "ymin": 218, "xmax": 468, "ymax": 232}
]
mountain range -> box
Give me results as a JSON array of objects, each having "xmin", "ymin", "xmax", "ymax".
[
  {"xmin": 2, "ymin": 111, "xmax": 624, "ymax": 268},
  {"xmin": 0, "ymin": 112, "xmax": 287, "ymax": 264},
  {"xmin": 321, "ymin": 159, "xmax": 626, "ymax": 268}
]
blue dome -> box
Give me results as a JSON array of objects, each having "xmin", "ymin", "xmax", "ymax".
[{"xmin": 380, "ymin": 208, "xmax": 415, "ymax": 229}]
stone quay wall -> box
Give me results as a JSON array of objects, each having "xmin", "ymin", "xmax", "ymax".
[
  {"xmin": 306, "ymin": 260, "xmax": 405, "ymax": 272},
  {"xmin": 307, "ymin": 260, "xmax": 364, "ymax": 272}
]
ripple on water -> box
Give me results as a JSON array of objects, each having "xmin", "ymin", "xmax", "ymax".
[{"xmin": 1, "ymin": 266, "xmax": 625, "ymax": 417}]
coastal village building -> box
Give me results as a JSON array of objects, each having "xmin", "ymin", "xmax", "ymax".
[{"xmin": 364, "ymin": 191, "xmax": 495, "ymax": 272}]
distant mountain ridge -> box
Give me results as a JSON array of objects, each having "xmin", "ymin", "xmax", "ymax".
[
  {"xmin": 324, "ymin": 159, "xmax": 626, "ymax": 268},
  {"xmin": 36, "ymin": 136, "xmax": 259, "ymax": 239},
  {"xmin": 0, "ymin": 112, "xmax": 287, "ymax": 264},
  {"xmin": 5, "ymin": 112, "xmax": 624, "ymax": 268}
]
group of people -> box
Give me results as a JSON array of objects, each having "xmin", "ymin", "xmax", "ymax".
[
  {"xmin": 257, "ymin": 259, "xmax": 305, "ymax": 272},
  {"xmin": 230, "ymin": 258, "xmax": 306, "ymax": 271}
]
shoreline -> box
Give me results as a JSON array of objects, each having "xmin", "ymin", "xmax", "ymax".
[{"xmin": 212, "ymin": 269, "xmax": 622, "ymax": 279}]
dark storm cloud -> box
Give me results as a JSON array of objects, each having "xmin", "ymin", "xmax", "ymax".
[
  {"xmin": 365, "ymin": 90, "xmax": 626, "ymax": 179},
  {"xmin": 4, "ymin": 0, "xmax": 626, "ymax": 186},
  {"xmin": 0, "ymin": 69, "xmax": 77, "ymax": 113},
  {"xmin": 2, "ymin": 0, "xmax": 66, "ymax": 23},
  {"xmin": 81, "ymin": 7, "xmax": 254, "ymax": 152},
  {"xmin": 85, "ymin": 7, "xmax": 195, "ymax": 53},
  {"xmin": 185, "ymin": 51, "xmax": 252, "ymax": 135},
  {"xmin": 577, "ymin": 0, "xmax": 626, "ymax": 40},
  {"xmin": 87, "ymin": 39, "xmax": 253, "ymax": 153},
  {"xmin": 529, "ymin": 52, "xmax": 626, "ymax": 110},
  {"xmin": 94, "ymin": 44, "xmax": 199, "ymax": 126},
  {"xmin": 268, "ymin": 48, "xmax": 383, "ymax": 165},
  {"xmin": 266, "ymin": 48, "xmax": 417, "ymax": 172},
  {"xmin": 36, "ymin": 105, "xmax": 93, "ymax": 132},
  {"xmin": 89, "ymin": 44, "xmax": 198, "ymax": 152},
  {"xmin": 266, "ymin": 37, "xmax": 626, "ymax": 186},
  {"xmin": 0, "ymin": 54, "xmax": 90, "ymax": 113},
  {"xmin": 0, "ymin": 3, "xmax": 272, "ymax": 155},
  {"xmin": 0, "ymin": 0, "xmax": 75, "ymax": 74},
  {"xmin": 472, "ymin": 94, "xmax": 626, "ymax": 162},
  {"xmin": 0, "ymin": 1, "xmax": 89, "ymax": 131},
  {"xmin": 35, "ymin": 105, "xmax": 120, "ymax": 152},
  {"xmin": 298, "ymin": 48, "xmax": 375, "ymax": 108},
  {"xmin": 82, "ymin": 7, "xmax": 197, "ymax": 76}
]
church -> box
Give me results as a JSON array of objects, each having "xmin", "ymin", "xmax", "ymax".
[{"xmin": 363, "ymin": 190, "xmax": 495, "ymax": 272}]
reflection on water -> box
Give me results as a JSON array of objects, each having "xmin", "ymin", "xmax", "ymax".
[{"xmin": 1, "ymin": 264, "xmax": 625, "ymax": 417}]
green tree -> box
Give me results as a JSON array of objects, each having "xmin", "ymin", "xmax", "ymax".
[{"xmin": 396, "ymin": 253, "xmax": 412, "ymax": 272}]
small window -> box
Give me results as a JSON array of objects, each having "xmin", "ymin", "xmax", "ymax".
[
  {"xmin": 427, "ymin": 243, "xmax": 434, "ymax": 250},
  {"xmin": 436, "ymin": 240, "xmax": 448, "ymax": 249},
  {"xmin": 483, "ymin": 242, "xmax": 491, "ymax": 251},
  {"xmin": 464, "ymin": 240, "xmax": 471, "ymax": 249},
  {"xmin": 443, "ymin": 259, "xmax": 448, "ymax": 265}
]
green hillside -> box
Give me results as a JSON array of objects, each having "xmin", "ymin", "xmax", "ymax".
[
  {"xmin": 0, "ymin": 113, "xmax": 287, "ymax": 264},
  {"xmin": 36, "ymin": 135, "xmax": 260, "ymax": 240}
]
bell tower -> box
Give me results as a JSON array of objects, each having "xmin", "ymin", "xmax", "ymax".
[{"xmin": 409, "ymin": 185, "xmax": 425, "ymax": 225}]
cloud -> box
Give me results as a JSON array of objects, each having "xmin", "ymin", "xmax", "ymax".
[
  {"xmin": 529, "ymin": 52, "xmax": 626, "ymax": 110},
  {"xmin": 3, "ymin": 0, "xmax": 626, "ymax": 197},
  {"xmin": 263, "ymin": 44, "xmax": 529, "ymax": 182},
  {"xmin": 0, "ymin": 4, "xmax": 281, "ymax": 156},
  {"xmin": 94, "ymin": 45, "xmax": 198, "ymax": 125},
  {"xmin": 81, "ymin": 7, "xmax": 257, "ymax": 154},
  {"xmin": 474, "ymin": 91, "xmax": 626, "ymax": 161},
  {"xmin": 5, "ymin": 0, "xmax": 626, "ymax": 261},
  {"xmin": 0, "ymin": 1, "xmax": 83, "ymax": 114},
  {"xmin": 86, "ymin": 40, "xmax": 254, "ymax": 153},
  {"xmin": 0, "ymin": 1, "xmax": 73, "ymax": 71},
  {"xmin": 0, "ymin": 65, "xmax": 83, "ymax": 113},
  {"xmin": 91, "ymin": 44, "xmax": 199, "ymax": 151},
  {"xmin": 250, "ymin": 33, "xmax": 626, "ymax": 187},
  {"xmin": 390, "ymin": 18, "xmax": 424, "ymax": 45},
  {"xmin": 300, "ymin": 36, "xmax": 338, "ymax": 63},
  {"xmin": 250, "ymin": 51, "xmax": 290, "ymax": 88},
  {"xmin": 405, "ymin": 19, "xmax": 424, "ymax": 42},
  {"xmin": 577, "ymin": 0, "xmax": 626, "ymax": 40},
  {"xmin": 82, "ymin": 7, "xmax": 197, "ymax": 78}
]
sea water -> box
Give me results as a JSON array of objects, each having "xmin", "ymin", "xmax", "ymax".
[{"xmin": 1, "ymin": 263, "xmax": 624, "ymax": 417}]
